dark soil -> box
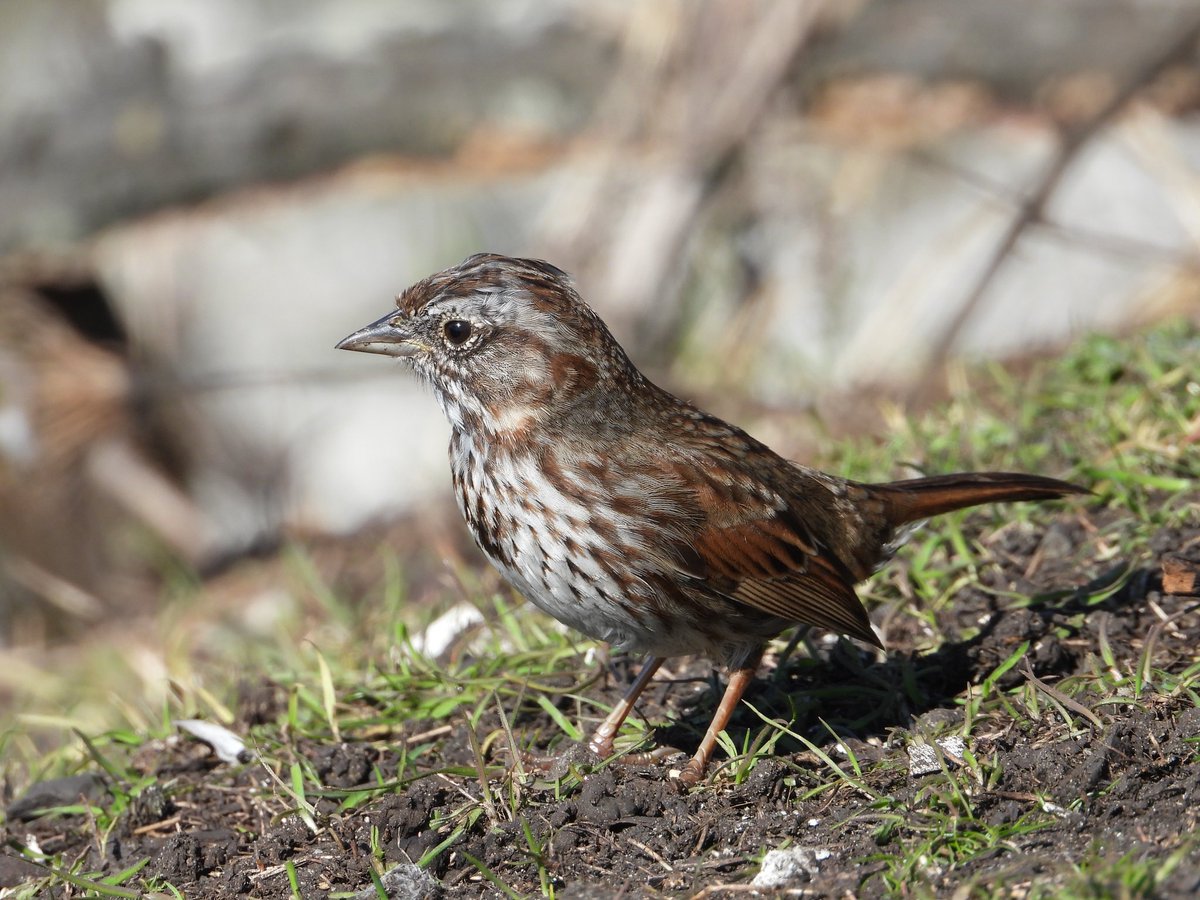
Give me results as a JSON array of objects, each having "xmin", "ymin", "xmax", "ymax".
[{"xmin": 5, "ymin": 504, "xmax": 1200, "ymax": 898}]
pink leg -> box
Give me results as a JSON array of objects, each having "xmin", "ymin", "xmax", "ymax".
[
  {"xmin": 588, "ymin": 655, "xmax": 664, "ymax": 758},
  {"xmin": 675, "ymin": 664, "xmax": 757, "ymax": 786}
]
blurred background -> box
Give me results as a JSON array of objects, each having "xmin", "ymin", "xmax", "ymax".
[{"xmin": 1, "ymin": 0, "xmax": 1199, "ymax": 703}]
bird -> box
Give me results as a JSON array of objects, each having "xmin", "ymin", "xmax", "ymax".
[{"xmin": 337, "ymin": 253, "xmax": 1087, "ymax": 785}]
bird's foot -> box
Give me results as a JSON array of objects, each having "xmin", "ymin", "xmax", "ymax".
[{"xmin": 669, "ymin": 758, "xmax": 705, "ymax": 787}]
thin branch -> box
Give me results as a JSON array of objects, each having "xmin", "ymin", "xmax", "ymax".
[
  {"xmin": 907, "ymin": 146, "xmax": 1200, "ymax": 269},
  {"xmin": 915, "ymin": 17, "xmax": 1200, "ymax": 395}
]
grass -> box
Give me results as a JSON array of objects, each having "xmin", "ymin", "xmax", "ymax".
[{"xmin": 1, "ymin": 319, "xmax": 1198, "ymax": 897}]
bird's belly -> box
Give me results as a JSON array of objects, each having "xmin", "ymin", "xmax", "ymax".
[
  {"xmin": 488, "ymin": 507, "xmax": 643, "ymax": 647},
  {"xmin": 482, "ymin": 508, "xmax": 746, "ymax": 659},
  {"xmin": 452, "ymin": 443, "xmax": 716, "ymax": 657},
  {"xmin": 492, "ymin": 551, "xmax": 721, "ymax": 658}
]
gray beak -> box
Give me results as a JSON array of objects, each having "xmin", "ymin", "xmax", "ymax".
[{"xmin": 335, "ymin": 311, "xmax": 422, "ymax": 357}]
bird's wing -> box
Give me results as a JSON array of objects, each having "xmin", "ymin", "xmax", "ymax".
[
  {"xmin": 686, "ymin": 508, "xmax": 881, "ymax": 647},
  {"xmin": 615, "ymin": 411, "xmax": 880, "ymax": 646}
]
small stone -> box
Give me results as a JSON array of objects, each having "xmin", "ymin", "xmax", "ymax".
[
  {"xmin": 751, "ymin": 847, "xmax": 831, "ymax": 888},
  {"xmin": 351, "ymin": 863, "xmax": 442, "ymax": 899},
  {"xmin": 907, "ymin": 735, "xmax": 967, "ymax": 776}
]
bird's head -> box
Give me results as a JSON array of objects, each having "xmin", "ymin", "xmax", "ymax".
[{"xmin": 337, "ymin": 254, "xmax": 640, "ymax": 435}]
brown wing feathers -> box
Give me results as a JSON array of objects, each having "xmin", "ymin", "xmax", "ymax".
[
  {"xmin": 692, "ymin": 517, "xmax": 815, "ymax": 579},
  {"xmin": 691, "ymin": 515, "xmax": 880, "ymax": 647},
  {"xmin": 684, "ymin": 472, "xmax": 1084, "ymax": 648},
  {"xmin": 729, "ymin": 552, "xmax": 880, "ymax": 646}
]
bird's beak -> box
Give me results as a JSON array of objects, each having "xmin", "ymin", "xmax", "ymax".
[{"xmin": 335, "ymin": 311, "xmax": 422, "ymax": 357}]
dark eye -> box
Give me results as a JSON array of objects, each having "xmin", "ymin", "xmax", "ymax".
[{"xmin": 443, "ymin": 319, "xmax": 472, "ymax": 346}]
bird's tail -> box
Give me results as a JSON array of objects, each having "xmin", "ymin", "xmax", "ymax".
[{"xmin": 873, "ymin": 472, "xmax": 1089, "ymax": 527}]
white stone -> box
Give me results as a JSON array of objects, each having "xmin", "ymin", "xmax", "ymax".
[{"xmin": 751, "ymin": 847, "xmax": 831, "ymax": 889}]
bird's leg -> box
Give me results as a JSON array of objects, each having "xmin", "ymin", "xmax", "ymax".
[
  {"xmin": 674, "ymin": 655, "xmax": 762, "ymax": 786},
  {"xmin": 588, "ymin": 655, "xmax": 664, "ymax": 759},
  {"xmin": 515, "ymin": 655, "xmax": 666, "ymax": 774}
]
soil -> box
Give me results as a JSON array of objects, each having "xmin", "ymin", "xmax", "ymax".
[{"xmin": 4, "ymin": 502, "xmax": 1200, "ymax": 898}]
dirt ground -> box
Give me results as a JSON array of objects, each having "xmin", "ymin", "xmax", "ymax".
[{"xmin": 4, "ymin": 501, "xmax": 1200, "ymax": 898}]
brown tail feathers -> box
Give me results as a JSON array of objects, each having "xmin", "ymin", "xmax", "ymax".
[{"xmin": 875, "ymin": 472, "xmax": 1089, "ymax": 527}]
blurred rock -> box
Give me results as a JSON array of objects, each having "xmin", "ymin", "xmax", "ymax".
[
  {"xmin": 804, "ymin": 0, "xmax": 1198, "ymax": 102},
  {"xmin": 0, "ymin": 0, "xmax": 614, "ymax": 252},
  {"xmin": 718, "ymin": 110, "xmax": 1200, "ymax": 401},
  {"xmin": 5, "ymin": 0, "xmax": 1197, "ymax": 256}
]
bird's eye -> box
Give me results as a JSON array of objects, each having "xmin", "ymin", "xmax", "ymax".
[{"xmin": 443, "ymin": 319, "xmax": 472, "ymax": 346}]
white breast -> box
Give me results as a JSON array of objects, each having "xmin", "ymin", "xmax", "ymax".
[{"xmin": 449, "ymin": 432, "xmax": 654, "ymax": 650}]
